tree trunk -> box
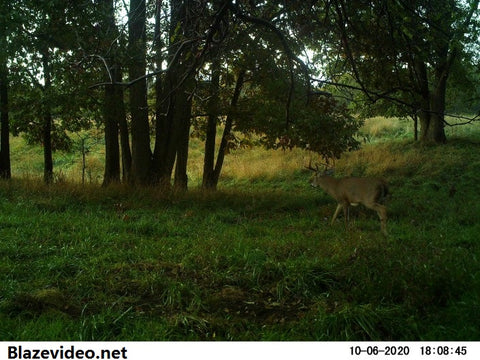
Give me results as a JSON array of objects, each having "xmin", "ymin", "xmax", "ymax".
[
  {"xmin": 197, "ymin": 69, "xmax": 246, "ymax": 191},
  {"xmin": 153, "ymin": 60, "xmax": 180, "ymax": 188},
  {"xmin": 152, "ymin": 0, "xmax": 172, "ymax": 187},
  {"xmin": 152, "ymin": 0, "xmax": 195, "ymax": 189},
  {"xmin": 425, "ymin": 95, "xmax": 447, "ymax": 144},
  {"xmin": 211, "ymin": 69, "xmax": 245, "ymax": 187},
  {"xmin": 0, "ymin": 54, "xmax": 10, "ymax": 179},
  {"xmin": 172, "ymin": 0, "xmax": 197, "ymax": 190},
  {"xmin": 152, "ymin": 82, "xmax": 175, "ymax": 188},
  {"xmin": 128, "ymin": 0, "xmax": 151, "ymax": 185},
  {"xmin": 412, "ymin": 113, "xmax": 418, "ymax": 141},
  {"xmin": 202, "ymin": 57, "xmax": 221, "ymax": 189},
  {"xmin": 417, "ymin": 102, "xmax": 447, "ymax": 144},
  {"xmin": 43, "ymin": 111, "xmax": 53, "ymax": 184},
  {"xmin": 425, "ymin": 46, "xmax": 451, "ymax": 144},
  {"xmin": 173, "ymin": 85, "xmax": 193, "ymax": 190},
  {"xmin": 117, "ymin": 75, "xmax": 131, "ymax": 183},
  {"xmin": 102, "ymin": 68, "xmax": 121, "ymax": 186},
  {"xmin": 412, "ymin": 57, "xmax": 447, "ymax": 144},
  {"xmin": 42, "ymin": 50, "xmax": 53, "ymax": 184},
  {"xmin": 100, "ymin": 0, "xmax": 123, "ymax": 186},
  {"xmin": 0, "ymin": 0, "xmax": 10, "ymax": 179}
]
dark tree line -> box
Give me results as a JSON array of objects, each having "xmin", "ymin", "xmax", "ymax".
[{"xmin": 0, "ymin": 1, "xmax": 479, "ymax": 186}]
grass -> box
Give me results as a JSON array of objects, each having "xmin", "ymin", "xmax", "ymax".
[{"xmin": 1, "ymin": 117, "xmax": 480, "ymax": 340}]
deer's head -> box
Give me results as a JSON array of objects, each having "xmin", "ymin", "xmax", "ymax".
[{"xmin": 305, "ymin": 161, "xmax": 335, "ymax": 188}]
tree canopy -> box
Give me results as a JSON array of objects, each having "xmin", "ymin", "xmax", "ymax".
[{"xmin": 1, "ymin": 0, "xmax": 479, "ymax": 186}]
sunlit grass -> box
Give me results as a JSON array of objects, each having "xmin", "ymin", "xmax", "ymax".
[
  {"xmin": 359, "ymin": 116, "xmax": 412, "ymax": 141},
  {"xmin": 221, "ymin": 147, "xmax": 308, "ymax": 180},
  {"xmin": 9, "ymin": 115, "xmax": 480, "ymax": 185}
]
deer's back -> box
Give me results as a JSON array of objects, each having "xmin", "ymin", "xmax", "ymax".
[{"xmin": 337, "ymin": 177, "xmax": 388, "ymax": 204}]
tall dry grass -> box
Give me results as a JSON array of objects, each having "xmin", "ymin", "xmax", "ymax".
[
  {"xmin": 220, "ymin": 147, "xmax": 309, "ymax": 181},
  {"xmin": 9, "ymin": 115, "xmax": 478, "ymax": 185}
]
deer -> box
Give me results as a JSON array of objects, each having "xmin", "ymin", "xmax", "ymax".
[{"xmin": 307, "ymin": 163, "xmax": 389, "ymax": 236}]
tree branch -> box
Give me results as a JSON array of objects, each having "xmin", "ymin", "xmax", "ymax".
[
  {"xmin": 228, "ymin": 2, "xmax": 311, "ymax": 127},
  {"xmin": 316, "ymin": 78, "xmax": 480, "ymax": 126},
  {"xmin": 88, "ymin": 38, "xmax": 199, "ymax": 89}
]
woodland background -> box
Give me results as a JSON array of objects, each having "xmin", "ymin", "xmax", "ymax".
[
  {"xmin": 1, "ymin": 0, "xmax": 479, "ymax": 188},
  {"xmin": 1, "ymin": 0, "xmax": 480, "ymax": 341}
]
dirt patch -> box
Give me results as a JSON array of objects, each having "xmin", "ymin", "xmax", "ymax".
[
  {"xmin": 4, "ymin": 288, "xmax": 81, "ymax": 318},
  {"xmin": 205, "ymin": 285, "xmax": 310, "ymax": 325}
]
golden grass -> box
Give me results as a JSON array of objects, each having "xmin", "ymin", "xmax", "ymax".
[
  {"xmin": 361, "ymin": 116, "xmax": 403, "ymax": 135},
  {"xmin": 338, "ymin": 142, "xmax": 415, "ymax": 177},
  {"xmin": 8, "ymin": 115, "xmax": 479, "ymax": 185},
  {"xmin": 221, "ymin": 147, "xmax": 309, "ymax": 180}
]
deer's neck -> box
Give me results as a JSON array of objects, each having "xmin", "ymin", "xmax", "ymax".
[{"xmin": 320, "ymin": 176, "xmax": 341, "ymax": 198}]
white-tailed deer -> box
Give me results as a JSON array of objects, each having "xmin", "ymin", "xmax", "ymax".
[{"xmin": 307, "ymin": 164, "xmax": 389, "ymax": 236}]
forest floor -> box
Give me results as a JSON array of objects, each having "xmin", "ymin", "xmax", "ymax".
[{"xmin": 1, "ymin": 117, "xmax": 480, "ymax": 340}]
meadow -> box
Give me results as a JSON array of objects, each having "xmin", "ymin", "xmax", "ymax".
[{"xmin": 1, "ymin": 117, "xmax": 479, "ymax": 340}]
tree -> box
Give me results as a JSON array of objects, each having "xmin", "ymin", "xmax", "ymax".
[
  {"xmin": 8, "ymin": 0, "xmax": 99, "ymax": 183},
  {"xmin": 5, "ymin": 0, "xmax": 368, "ymax": 187},
  {"xmin": 320, "ymin": 0, "xmax": 480, "ymax": 143},
  {"xmin": 0, "ymin": 0, "xmax": 11, "ymax": 179},
  {"xmin": 99, "ymin": 0, "xmax": 130, "ymax": 186},
  {"xmin": 128, "ymin": 0, "xmax": 152, "ymax": 185},
  {"xmin": 12, "ymin": 0, "xmax": 66, "ymax": 183},
  {"xmin": 201, "ymin": 67, "xmax": 246, "ymax": 190},
  {"xmin": 0, "ymin": 58, "xmax": 9, "ymax": 180},
  {"xmin": 41, "ymin": 48, "xmax": 54, "ymax": 183},
  {"xmin": 200, "ymin": 0, "xmax": 230, "ymax": 190},
  {"xmin": 201, "ymin": 54, "xmax": 222, "ymax": 190},
  {"xmin": 81, "ymin": 1, "xmax": 360, "ymax": 190},
  {"xmin": 169, "ymin": 0, "xmax": 197, "ymax": 190},
  {"xmin": 150, "ymin": 0, "xmax": 197, "ymax": 189}
]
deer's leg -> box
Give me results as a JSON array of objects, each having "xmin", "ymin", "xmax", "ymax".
[
  {"xmin": 331, "ymin": 203, "xmax": 343, "ymax": 225},
  {"xmin": 367, "ymin": 202, "xmax": 388, "ymax": 236},
  {"xmin": 378, "ymin": 205, "xmax": 388, "ymax": 236},
  {"xmin": 343, "ymin": 203, "xmax": 349, "ymax": 231}
]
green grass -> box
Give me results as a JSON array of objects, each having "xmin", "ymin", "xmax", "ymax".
[{"xmin": 1, "ymin": 118, "xmax": 480, "ymax": 340}]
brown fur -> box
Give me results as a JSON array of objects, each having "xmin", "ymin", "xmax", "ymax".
[{"xmin": 311, "ymin": 172, "xmax": 388, "ymax": 236}]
